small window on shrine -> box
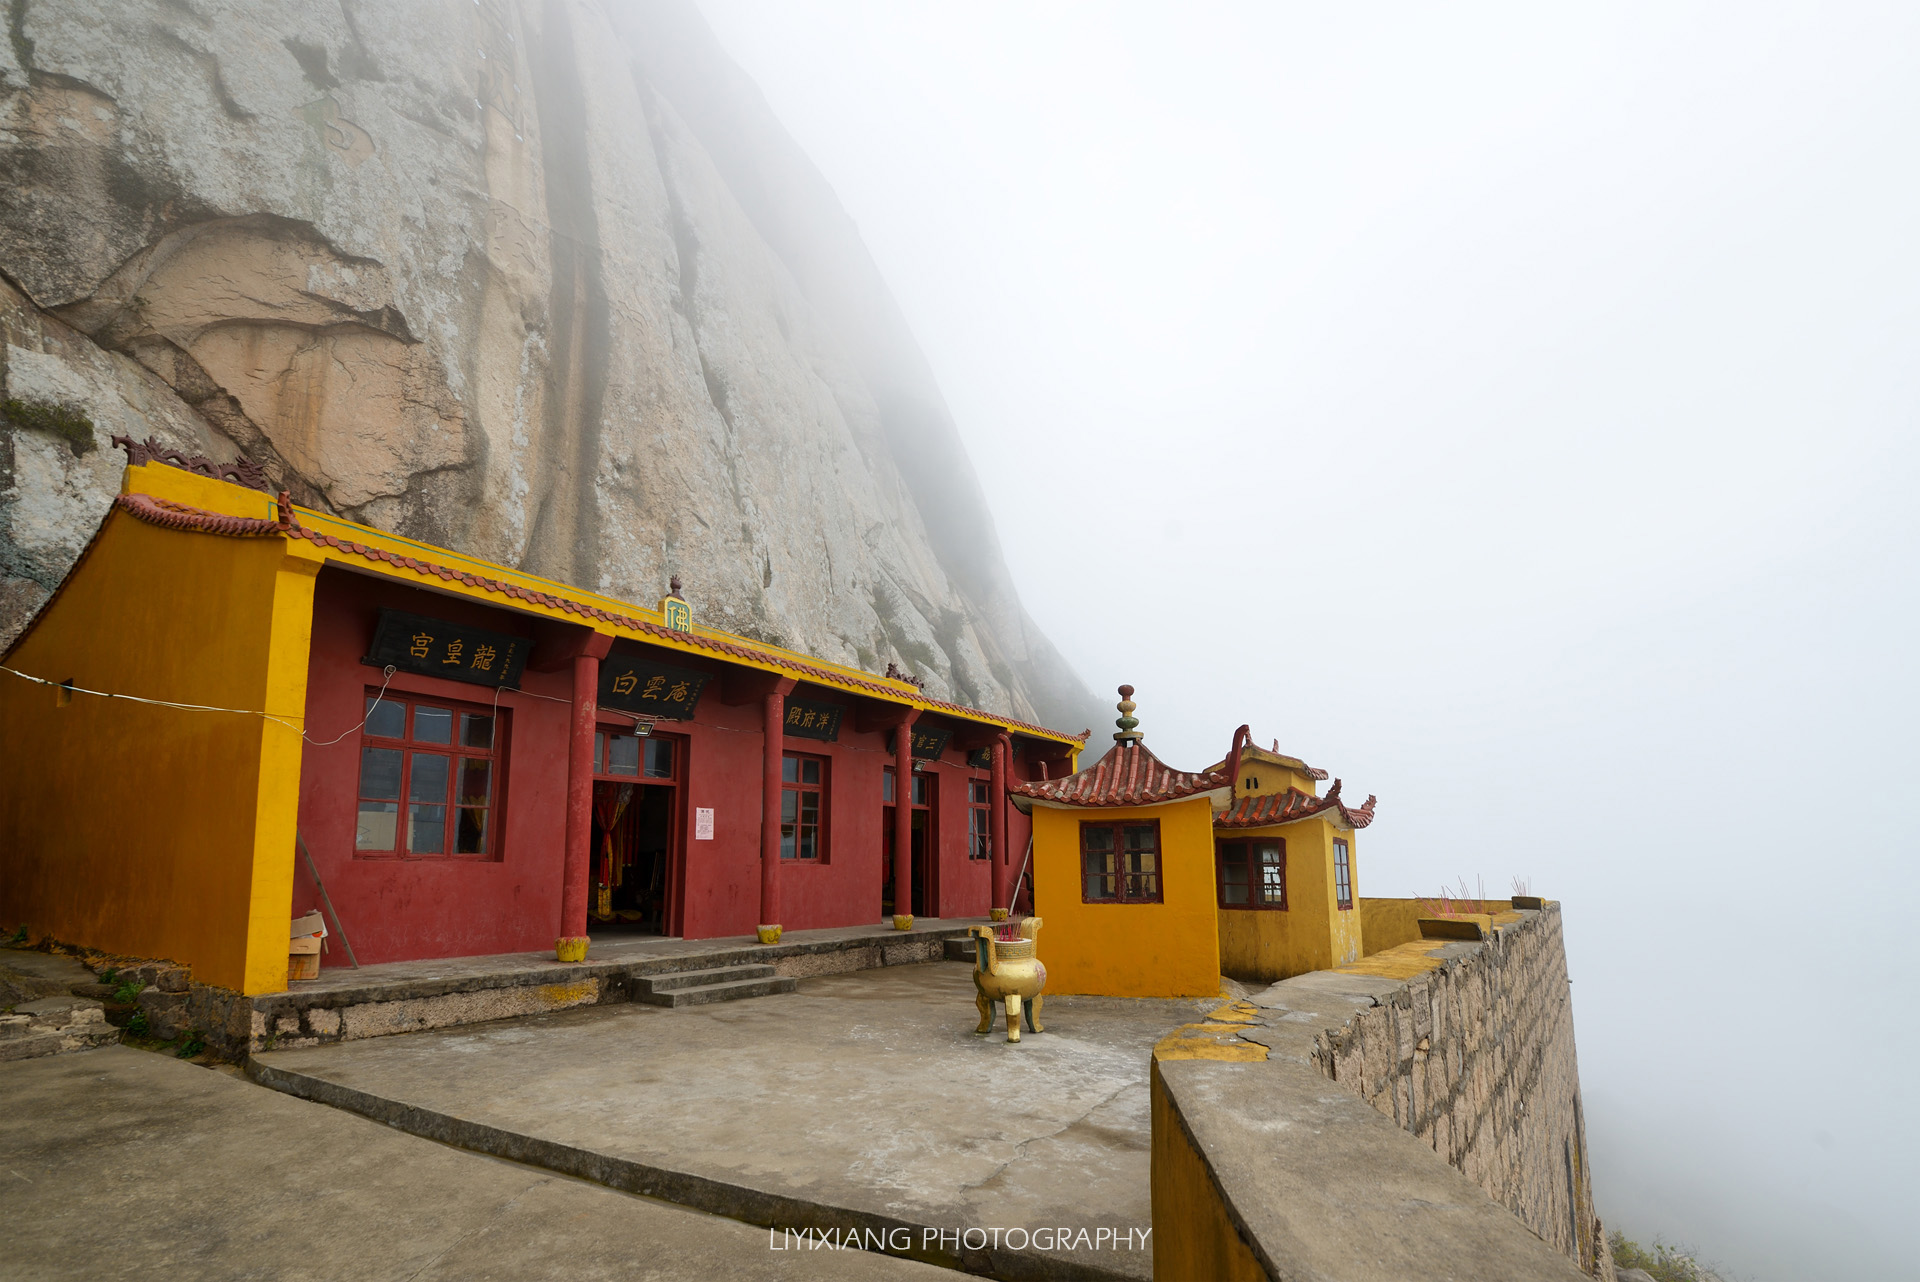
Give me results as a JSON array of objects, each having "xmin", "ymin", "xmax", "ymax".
[
  {"xmin": 968, "ymin": 779, "xmax": 991, "ymax": 860},
  {"xmin": 1334, "ymin": 839, "xmax": 1353, "ymax": 910},
  {"xmin": 781, "ymin": 752, "xmax": 828, "ymax": 861},
  {"xmin": 356, "ymin": 693, "xmax": 502, "ymax": 860},
  {"xmin": 1217, "ymin": 839, "xmax": 1285, "ymax": 909},
  {"xmin": 1080, "ymin": 821, "xmax": 1162, "ymax": 904}
]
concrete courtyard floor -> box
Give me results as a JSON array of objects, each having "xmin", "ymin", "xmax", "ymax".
[
  {"xmin": 252, "ymin": 961, "xmax": 1220, "ymax": 1280},
  {"xmin": 0, "ymin": 1045, "xmax": 945, "ymax": 1281}
]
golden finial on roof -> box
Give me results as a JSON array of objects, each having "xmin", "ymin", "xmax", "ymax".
[{"xmin": 1114, "ymin": 684, "xmax": 1143, "ymax": 744}]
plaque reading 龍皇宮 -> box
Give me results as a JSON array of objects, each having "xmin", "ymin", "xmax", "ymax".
[
  {"xmin": 891, "ymin": 725, "xmax": 952, "ymax": 760},
  {"xmin": 365, "ymin": 609, "xmax": 528, "ymax": 689},
  {"xmin": 599, "ymin": 656, "xmax": 708, "ymax": 719},
  {"xmin": 781, "ymin": 698, "xmax": 844, "ymax": 742}
]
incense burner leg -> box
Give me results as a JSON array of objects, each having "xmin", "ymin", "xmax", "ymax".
[
  {"xmin": 1027, "ymin": 992, "xmax": 1043, "ymax": 1034},
  {"xmin": 1005, "ymin": 993, "xmax": 1023, "ymax": 1043},
  {"xmin": 974, "ymin": 989, "xmax": 994, "ymax": 1035}
]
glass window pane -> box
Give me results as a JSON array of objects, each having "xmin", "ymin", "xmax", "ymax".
[
  {"xmin": 409, "ymin": 752, "xmax": 450, "ymax": 803},
  {"xmin": 780, "ymin": 825, "xmax": 796, "ymax": 859},
  {"xmin": 356, "ymin": 801, "xmax": 397, "ymax": 849},
  {"xmin": 882, "ymin": 771, "xmax": 895, "ymax": 802},
  {"xmin": 608, "ymin": 734, "xmax": 639, "ymax": 776},
  {"xmin": 365, "ymin": 697, "xmax": 405, "ymax": 739},
  {"xmin": 456, "ymin": 806, "xmax": 488, "ymax": 855},
  {"xmin": 458, "ymin": 758, "xmax": 491, "ymax": 806},
  {"xmin": 782, "ymin": 792, "xmax": 798, "ymax": 822},
  {"xmin": 799, "ymin": 827, "xmax": 815, "ymax": 859},
  {"xmin": 1085, "ymin": 873, "xmax": 1116, "ymax": 900},
  {"xmin": 912, "ymin": 775, "xmax": 927, "ymax": 804},
  {"xmin": 1083, "ymin": 826, "xmax": 1114, "ymax": 852},
  {"xmin": 594, "ymin": 731, "xmax": 605, "ymax": 773},
  {"xmin": 414, "ymin": 707, "xmax": 453, "ymax": 744},
  {"xmin": 359, "ymin": 747, "xmax": 403, "ymax": 800},
  {"xmin": 460, "ymin": 713, "xmax": 494, "ymax": 749},
  {"xmin": 800, "ymin": 794, "xmax": 819, "ymax": 824},
  {"xmin": 408, "ymin": 803, "xmax": 446, "ymax": 853},
  {"xmin": 782, "ymin": 757, "xmax": 798, "ymax": 783},
  {"xmin": 801, "ymin": 759, "xmax": 820, "ymax": 784},
  {"xmin": 1123, "ymin": 825, "xmax": 1157, "ymax": 853},
  {"xmin": 1223, "ymin": 881, "xmax": 1248, "ymax": 905},
  {"xmin": 644, "ymin": 739, "xmax": 674, "ymax": 778}
]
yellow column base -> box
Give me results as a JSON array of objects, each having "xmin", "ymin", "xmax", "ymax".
[
  {"xmin": 989, "ymin": 908, "xmax": 1009, "ymax": 922},
  {"xmin": 892, "ymin": 914, "xmax": 914, "ymax": 931},
  {"xmin": 555, "ymin": 936, "xmax": 589, "ymax": 962},
  {"xmin": 756, "ymin": 924, "xmax": 783, "ymax": 945}
]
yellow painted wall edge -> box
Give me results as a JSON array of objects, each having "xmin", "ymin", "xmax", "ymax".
[{"xmin": 0, "ymin": 464, "xmax": 321, "ymax": 994}]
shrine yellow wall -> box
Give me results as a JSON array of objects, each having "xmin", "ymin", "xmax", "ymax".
[
  {"xmin": 1216, "ymin": 818, "xmax": 1363, "ymax": 984},
  {"xmin": 1029, "ymin": 794, "xmax": 1220, "ymax": 998},
  {"xmin": 0, "ymin": 464, "xmax": 319, "ymax": 995}
]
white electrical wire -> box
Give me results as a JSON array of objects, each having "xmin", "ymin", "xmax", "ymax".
[{"xmin": 0, "ymin": 662, "xmax": 564, "ymax": 745}]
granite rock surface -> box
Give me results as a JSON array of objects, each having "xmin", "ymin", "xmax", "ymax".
[{"xmin": 0, "ymin": 0, "xmax": 1094, "ymax": 729}]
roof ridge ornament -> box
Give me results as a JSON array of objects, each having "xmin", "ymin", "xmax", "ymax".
[{"xmin": 1113, "ymin": 684, "xmax": 1142, "ymax": 743}]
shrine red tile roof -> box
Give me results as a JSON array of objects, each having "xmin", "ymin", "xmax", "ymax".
[
  {"xmin": 105, "ymin": 487, "xmax": 1084, "ymax": 746},
  {"xmin": 1203, "ymin": 744, "xmax": 1329, "ymax": 781},
  {"xmin": 1213, "ymin": 779, "xmax": 1378, "ymax": 830},
  {"xmin": 1009, "ymin": 740, "xmax": 1228, "ymax": 808}
]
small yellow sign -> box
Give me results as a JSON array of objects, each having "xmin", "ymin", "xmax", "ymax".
[{"xmin": 661, "ymin": 594, "xmax": 692, "ymax": 633}]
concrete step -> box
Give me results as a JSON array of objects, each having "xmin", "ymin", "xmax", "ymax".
[
  {"xmin": 943, "ymin": 937, "xmax": 977, "ymax": 962},
  {"xmin": 632, "ymin": 964, "xmax": 776, "ymax": 994},
  {"xmin": 632, "ymin": 972, "xmax": 796, "ymax": 1008}
]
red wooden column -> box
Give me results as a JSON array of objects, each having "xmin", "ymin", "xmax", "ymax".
[
  {"xmin": 557, "ymin": 632, "xmax": 613, "ymax": 961},
  {"xmin": 759, "ymin": 677, "xmax": 797, "ymax": 942},
  {"xmin": 992, "ymin": 732, "xmax": 1012, "ymax": 917},
  {"xmin": 892, "ymin": 709, "xmax": 920, "ymax": 929}
]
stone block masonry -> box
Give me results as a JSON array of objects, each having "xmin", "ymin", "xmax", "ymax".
[
  {"xmin": 1149, "ymin": 904, "xmax": 1611, "ymax": 1280},
  {"xmin": 1312, "ymin": 905, "xmax": 1611, "ymax": 1277}
]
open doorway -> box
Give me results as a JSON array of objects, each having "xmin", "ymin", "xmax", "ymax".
[
  {"xmin": 590, "ymin": 729, "xmax": 682, "ymax": 935},
  {"xmin": 882, "ymin": 766, "xmax": 936, "ymax": 917}
]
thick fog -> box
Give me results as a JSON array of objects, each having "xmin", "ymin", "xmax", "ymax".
[{"xmin": 702, "ymin": 3, "xmax": 1917, "ymax": 1277}]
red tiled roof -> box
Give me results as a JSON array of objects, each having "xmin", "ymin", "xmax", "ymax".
[
  {"xmin": 1213, "ymin": 778, "xmax": 1378, "ymax": 830},
  {"xmin": 1009, "ymin": 740, "xmax": 1228, "ymax": 808},
  {"xmin": 114, "ymin": 493, "xmax": 285, "ymax": 538},
  {"xmin": 109, "ymin": 492, "xmax": 1082, "ymax": 745}
]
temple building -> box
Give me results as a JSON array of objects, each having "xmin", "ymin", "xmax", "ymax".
[
  {"xmin": 1012, "ymin": 692, "xmax": 1377, "ymax": 997},
  {"xmin": 0, "ymin": 448, "xmax": 1085, "ymax": 995}
]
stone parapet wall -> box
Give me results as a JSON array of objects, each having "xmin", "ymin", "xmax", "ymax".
[{"xmin": 1311, "ymin": 905, "xmax": 1611, "ymax": 1278}]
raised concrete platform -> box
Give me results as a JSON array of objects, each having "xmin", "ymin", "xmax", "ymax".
[
  {"xmin": 252, "ymin": 963, "xmax": 1210, "ymax": 1280},
  {"xmin": 1, "ymin": 1045, "xmax": 946, "ymax": 1281},
  {"xmin": 225, "ymin": 917, "xmax": 987, "ymax": 1055}
]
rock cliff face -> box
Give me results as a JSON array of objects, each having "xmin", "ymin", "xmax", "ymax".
[{"xmin": 0, "ymin": 0, "xmax": 1094, "ymax": 729}]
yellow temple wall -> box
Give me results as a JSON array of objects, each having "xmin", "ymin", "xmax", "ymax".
[
  {"xmin": 1359, "ymin": 896, "xmax": 1513, "ymax": 956},
  {"xmin": 1216, "ymin": 818, "xmax": 1363, "ymax": 983},
  {"xmin": 1029, "ymin": 795, "xmax": 1221, "ymax": 998},
  {"xmin": 0, "ymin": 465, "xmax": 318, "ymax": 994}
]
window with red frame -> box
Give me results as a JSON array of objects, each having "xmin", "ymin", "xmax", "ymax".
[
  {"xmin": 1217, "ymin": 838, "xmax": 1286, "ymax": 909},
  {"xmin": 781, "ymin": 752, "xmax": 827, "ymax": 860},
  {"xmin": 1081, "ymin": 820, "xmax": 1162, "ymax": 903},
  {"xmin": 967, "ymin": 780, "xmax": 991, "ymax": 860},
  {"xmin": 1334, "ymin": 838, "xmax": 1353, "ymax": 909},
  {"xmin": 355, "ymin": 694, "xmax": 501, "ymax": 859}
]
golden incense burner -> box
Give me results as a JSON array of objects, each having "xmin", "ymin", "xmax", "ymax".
[{"xmin": 971, "ymin": 917, "xmax": 1046, "ymax": 1043}]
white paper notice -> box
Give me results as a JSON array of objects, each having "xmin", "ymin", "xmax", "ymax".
[{"xmin": 695, "ymin": 807, "xmax": 714, "ymax": 840}]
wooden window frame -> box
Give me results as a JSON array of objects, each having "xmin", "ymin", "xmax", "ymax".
[
  {"xmin": 1216, "ymin": 837, "xmax": 1287, "ymax": 910},
  {"xmin": 780, "ymin": 750, "xmax": 829, "ymax": 862},
  {"xmin": 1079, "ymin": 819, "xmax": 1164, "ymax": 904},
  {"xmin": 593, "ymin": 727, "xmax": 680, "ymax": 783},
  {"xmin": 967, "ymin": 778, "xmax": 991, "ymax": 861},
  {"xmin": 1334, "ymin": 838, "xmax": 1353, "ymax": 910},
  {"xmin": 355, "ymin": 690, "xmax": 506, "ymax": 862}
]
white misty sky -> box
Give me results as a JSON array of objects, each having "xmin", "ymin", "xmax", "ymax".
[{"xmin": 701, "ymin": 3, "xmax": 1918, "ymax": 1278}]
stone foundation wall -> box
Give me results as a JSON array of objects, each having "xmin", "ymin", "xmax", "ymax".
[{"xmin": 1311, "ymin": 905, "xmax": 1611, "ymax": 1278}]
